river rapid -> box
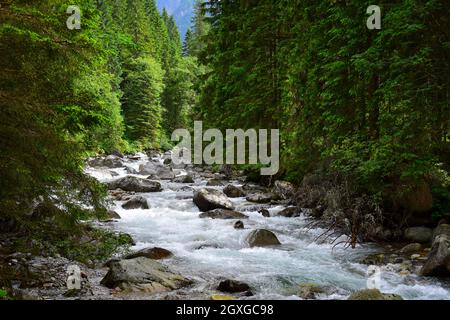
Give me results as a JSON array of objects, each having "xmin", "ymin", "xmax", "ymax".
[{"xmin": 86, "ymin": 153, "xmax": 450, "ymax": 300}]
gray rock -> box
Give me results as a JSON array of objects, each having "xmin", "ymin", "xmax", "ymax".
[
  {"xmin": 404, "ymin": 227, "xmax": 433, "ymax": 243},
  {"xmin": 246, "ymin": 229, "xmax": 281, "ymax": 247},
  {"xmin": 246, "ymin": 193, "xmax": 276, "ymax": 204},
  {"xmin": 100, "ymin": 257, "xmax": 191, "ymax": 293},
  {"xmin": 122, "ymin": 196, "xmax": 149, "ymax": 210},
  {"xmin": 223, "ymin": 185, "xmax": 245, "ymax": 198},
  {"xmin": 193, "ymin": 188, "xmax": 235, "ymax": 212},
  {"xmin": 421, "ymin": 224, "xmax": 450, "ymax": 277},
  {"xmin": 273, "ymin": 180, "xmax": 296, "ymax": 200},
  {"xmin": 88, "ymin": 155, "xmax": 123, "ymax": 168},
  {"xmin": 149, "ymin": 167, "xmax": 175, "ymax": 180},
  {"xmin": 276, "ymin": 207, "xmax": 302, "ymax": 218},
  {"xmin": 139, "ymin": 162, "xmax": 159, "ymax": 175},
  {"xmin": 217, "ymin": 280, "xmax": 250, "ymax": 293},
  {"xmin": 125, "ymin": 247, "xmax": 173, "ymax": 260},
  {"xmin": 199, "ymin": 209, "xmax": 248, "ymax": 220},
  {"xmin": 173, "ymin": 175, "xmax": 194, "ymax": 184},
  {"xmin": 108, "ymin": 176, "xmax": 162, "ymax": 193}
]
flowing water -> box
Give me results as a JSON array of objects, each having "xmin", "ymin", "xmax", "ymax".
[{"xmin": 87, "ymin": 154, "xmax": 450, "ymax": 300}]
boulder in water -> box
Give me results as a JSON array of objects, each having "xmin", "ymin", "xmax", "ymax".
[
  {"xmin": 100, "ymin": 257, "xmax": 191, "ymax": 293},
  {"xmin": 421, "ymin": 224, "xmax": 450, "ymax": 277},
  {"xmin": 88, "ymin": 155, "xmax": 123, "ymax": 168},
  {"xmin": 174, "ymin": 175, "xmax": 194, "ymax": 184},
  {"xmin": 273, "ymin": 180, "xmax": 296, "ymax": 200},
  {"xmin": 125, "ymin": 247, "xmax": 173, "ymax": 260},
  {"xmin": 122, "ymin": 196, "xmax": 149, "ymax": 210},
  {"xmin": 234, "ymin": 221, "xmax": 245, "ymax": 229},
  {"xmin": 217, "ymin": 280, "xmax": 250, "ymax": 293},
  {"xmin": 223, "ymin": 185, "xmax": 245, "ymax": 198},
  {"xmin": 199, "ymin": 209, "xmax": 248, "ymax": 220},
  {"xmin": 404, "ymin": 227, "xmax": 433, "ymax": 243},
  {"xmin": 400, "ymin": 243, "xmax": 422, "ymax": 254},
  {"xmin": 246, "ymin": 229, "xmax": 281, "ymax": 247},
  {"xmin": 193, "ymin": 188, "xmax": 235, "ymax": 212},
  {"xmin": 348, "ymin": 289, "xmax": 403, "ymax": 300},
  {"xmin": 259, "ymin": 209, "xmax": 270, "ymax": 217},
  {"xmin": 246, "ymin": 193, "xmax": 277, "ymax": 204},
  {"xmin": 276, "ymin": 207, "xmax": 302, "ymax": 218},
  {"xmin": 108, "ymin": 176, "xmax": 162, "ymax": 193}
]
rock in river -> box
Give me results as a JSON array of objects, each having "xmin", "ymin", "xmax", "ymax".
[
  {"xmin": 223, "ymin": 185, "xmax": 245, "ymax": 198},
  {"xmin": 348, "ymin": 289, "xmax": 403, "ymax": 300},
  {"xmin": 246, "ymin": 193, "xmax": 276, "ymax": 204},
  {"xmin": 234, "ymin": 221, "xmax": 245, "ymax": 229},
  {"xmin": 199, "ymin": 209, "xmax": 248, "ymax": 220},
  {"xmin": 404, "ymin": 227, "xmax": 433, "ymax": 243},
  {"xmin": 421, "ymin": 224, "xmax": 450, "ymax": 277},
  {"xmin": 125, "ymin": 247, "xmax": 173, "ymax": 260},
  {"xmin": 122, "ymin": 196, "xmax": 149, "ymax": 210},
  {"xmin": 193, "ymin": 188, "xmax": 235, "ymax": 212},
  {"xmin": 246, "ymin": 229, "xmax": 281, "ymax": 247},
  {"xmin": 276, "ymin": 207, "xmax": 302, "ymax": 218},
  {"xmin": 108, "ymin": 176, "xmax": 162, "ymax": 193},
  {"xmin": 100, "ymin": 257, "xmax": 192, "ymax": 293},
  {"xmin": 217, "ymin": 280, "xmax": 250, "ymax": 293}
]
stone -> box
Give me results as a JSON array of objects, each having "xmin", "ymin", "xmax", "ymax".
[
  {"xmin": 173, "ymin": 175, "xmax": 194, "ymax": 184},
  {"xmin": 108, "ymin": 176, "xmax": 162, "ymax": 193},
  {"xmin": 193, "ymin": 188, "xmax": 235, "ymax": 212},
  {"xmin": 273, "ymin": 180, "xmax": 296, "ymax": 200},
  {"xmin": 404, "ymin": 227, "xmax": 433, "ymax": 243},
  {"xmin": 100, "ymin": 257, "xmax": 191, "ymax": 293},
  {"xmin": 421, "ymin": 225, "xmax": 450, "ymax": 277},
  {"xmin": 223, "ymin": 185, "xmax": 245, "ymax": 198},
  {"xmin": 122, "ymin": 196, "xmax": 149, "ymax": 210},
  {"xmin": 125, "ymin": 247, "xmax": 173, "ymax": 260},
  {"xmin": 348, "ymin": 289, "xmax": 403, "ymax": 300},
  {"xmin": 276, "ymin": 207, "xmax": 302, "ymax": 218},
  {"xmin": 106, "ymin": 210, "xmax": 121, "ymax": 220},
  {"xmin": 400, "ymin": 243, "xmax": 422, "ymax": 254},
  {"xmin": 246, "ymin": 193, "xmax": 276, "ymax": 204},
  {"xmin": 217, "ymin": 280, "xmax": 250, "ymax": 293},
  {"xmin": 259, "ymin": 209, "xmax": 270, "ymax": 217},
  {"xmin": 199, "ymin": 209, "xmax": 248, "ymax": 220},
  {"xmin": 246, "ymin": 229, "xmax": 281, "ymax": 247},
  {"xmin": 234, "ymin": 221, "xmax": 245, "ymax": 229},
  {"xmin": 298, "ymin": 283, "xmax": 325, "ymax": 300}
]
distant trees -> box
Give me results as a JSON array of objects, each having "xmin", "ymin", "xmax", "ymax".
[{"xmin": 196, "ymin": 0, "xmax": 450, "ymax": 218}]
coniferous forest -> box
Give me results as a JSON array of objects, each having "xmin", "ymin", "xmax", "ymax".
[{"xmin": 0, "ymin": 0, "xmax": 449, "ymax": 302}]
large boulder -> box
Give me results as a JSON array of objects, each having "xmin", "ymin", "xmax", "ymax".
[
  {"xmin": 276, "ymin": 207, "xmax": 302, "ymax": 218},
  {"xmin": 100, "ymin": 257, "xmax": 191, "ymax": 293},
  {"xmin": 193, "ymin": 188, "xmax": 235, "ymax": 212},
  {"xmin": 199, "ymin": 209, "xmax": 248, "ymax": 220},
  {"xmin": 138, "ymin": 162, "xmax": 159, "ymax": 175},
  {"xmin": 404, "ymin": 227, "xmax": 433, "ymax": 243},
  {"xmin": 217, "ymin": 280, "xmax": 250, "ymax": 293},
  {"xmin": 149, "ymin": 167, "xmax": 175, "ymax": 180},
  {"xmin": 125, "ymin": 247, "xmax": 173, "ymax": 260},
  {"xmin": 400, "ymin": 243, "xmax": 422, "ymax": 254},
  {"xmin": 246, "ymin": 193, "xmax": 276, "ymax": 204},
  {"xmin": 223, "ymin": 185, "xmax": 245, "ymax": 198},
  {"xmin": 246, "ymin": 229, "xmax": 281, "ymax": 247},
  {"xmin": 108, "ymin": 176, "xmax": 162, "ymax": 193},
  {"xmin": 273, "ymin": 180, "xmax": 296, "ymax": 200},
  {"xmin": 421, "ymin": 224, "xmax": 450, "ymax": 277},
  {"xmin": 122, "ymin": 196, "xmax": 149, "ymax": 210},
  {"xmin": 348, "ymin": 289, "xmax": 403, "ymax": 300}
]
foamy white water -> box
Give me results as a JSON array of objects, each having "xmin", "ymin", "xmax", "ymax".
[{"xmin": 87, "ymin": 155, "xmax": 450, "ymax": 300}]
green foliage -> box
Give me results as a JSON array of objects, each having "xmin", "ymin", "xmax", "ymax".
[{"xmin": 198, "ymin": 0, "xmax": 450, "ymax": 217}]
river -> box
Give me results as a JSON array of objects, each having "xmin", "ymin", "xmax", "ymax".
[{"xmin": 86, "ymin": 153, "xmax": 450, "ymax": 300}]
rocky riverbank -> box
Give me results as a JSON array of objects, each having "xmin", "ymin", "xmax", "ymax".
[{"xmin": 1, "ymin": 151, "xmax": 449, "ymax": 300}]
